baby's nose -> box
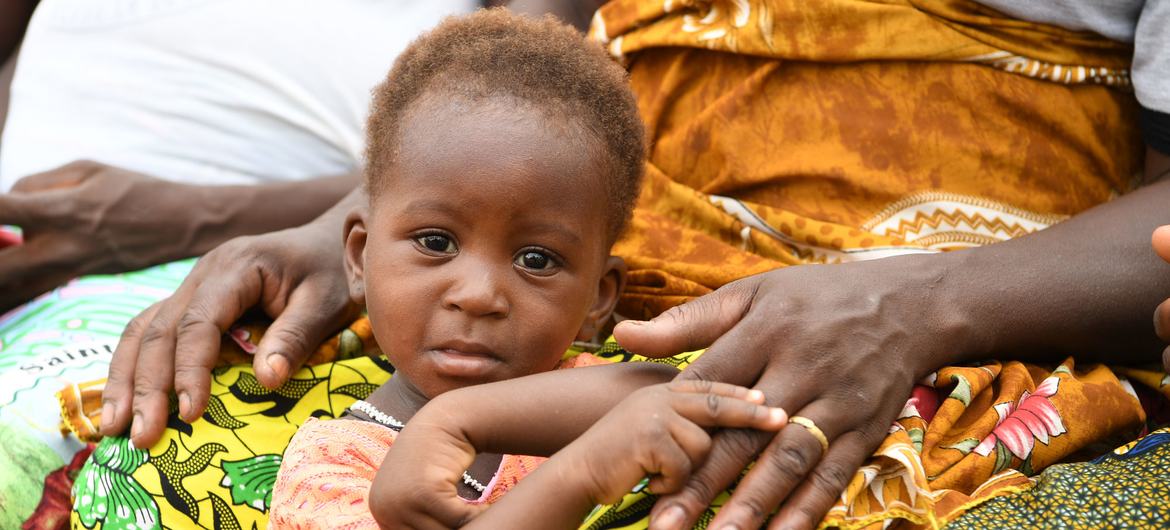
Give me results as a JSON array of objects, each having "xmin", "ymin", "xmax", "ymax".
[{"xmin": 441, "ymin": 260, "xmax": 509, "ymax": 318}]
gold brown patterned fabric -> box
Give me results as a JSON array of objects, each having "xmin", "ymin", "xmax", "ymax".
[
  {"xmin": 579, "ymin": 1, "xmax": 1162, "ymax": 529},
  {"xmin": 598, "ymin": 0, "xmax": 1142, "ymax": 319}
]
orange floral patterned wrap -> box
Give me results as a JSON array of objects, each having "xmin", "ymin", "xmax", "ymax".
[{"xmin": 579, "ymin": 1, "xmax": 1164, "ymax": 529}]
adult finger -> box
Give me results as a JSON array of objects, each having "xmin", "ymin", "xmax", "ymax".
[
  {"xmin": 253, "ymin": 281, "xmax": 355, "ymax": 388},
  {"xmin": 614, "ymin": 278, "xmax": 757, "ymax": 358},
  {"xmin": 173, "ymin": 273, "xmax": 263, "ymax": 421},
  {"xmin": 10, "ymin": 160, "xmax": 95, "ymax": 193},
  {"xmin": 0, "ymin": 192, "xmax": 59, "ymax": 227},
  {"xmin": 650, "ymin": 367, "xmax": 823, "ymax": 528},
  {"xmin": 709, "ymin": 404, "xmax": 844, "ymax": 530},
  {"xmin": 103, "ymin": 302, "xmax": 163, "ymax": 436},
  {"xmin": 129, "ymin": 300, "xmax": 190, "ymax": 448},
  {"xmin": 766, "ymin": 431, "xmax": 871, "ymax": 530},
  {"xmin": 1153, "ymin": 225, "xmax": 1170, "ymax": 262},
  {"xmin": 1155, "ymin": 298, "xmax": 1170, "ymax": 343},
  {"xmin": 0, "ymin": 239, "xmax": 85, "ymax": 311}
]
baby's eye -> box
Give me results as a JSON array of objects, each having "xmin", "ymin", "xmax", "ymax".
[
  {"xmin": 417, "ymin": 234, "xmax": 457, "ymax": 254},
  {"xmin": 515, "ymin": 250, "xmax": 554, "ymax": 271}
]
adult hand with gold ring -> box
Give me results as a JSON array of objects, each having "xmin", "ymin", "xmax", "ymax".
[
  {"xmin": 613, "ymin": 254, "xmax": 965, "ymax": 530},
  {"xmin": 787, "ymin": 416, "xmax": 830, "ymax": 456}
]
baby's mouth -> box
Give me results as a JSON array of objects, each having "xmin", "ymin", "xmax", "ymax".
[{"xmin": 426, "ymin": 341, "xmax": 501, "ymax": 379}]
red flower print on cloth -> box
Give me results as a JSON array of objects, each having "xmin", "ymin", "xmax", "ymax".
[{"xmin": 975, "ymin": 375, "xmax": 1067, "ymax": 461}]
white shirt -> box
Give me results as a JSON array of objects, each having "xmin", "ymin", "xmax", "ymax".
[
  {"xmin": 0, "ymin": 0, "xmax": 476, "ymax": 190},
  {"xmin": 975, "ymin": 0, "xmax": 1170, "ymax": 114}
]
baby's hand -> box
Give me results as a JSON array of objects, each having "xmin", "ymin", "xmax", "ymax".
[
  {"xmin": 369, "ymin": 407, "xmax": 486, "ymax": 529},
  {"xmin": 559, "ymin": 380, "xmax": 788, "ymax": 506}
]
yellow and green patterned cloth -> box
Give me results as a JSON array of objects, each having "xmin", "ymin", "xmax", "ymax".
[{"xmin": 59, "ymin": 332, "xmax": 1170, "ymax": 530}]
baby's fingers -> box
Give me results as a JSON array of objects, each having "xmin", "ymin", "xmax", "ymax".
[
  {"xmin": 643, "ymin": 438, "xmax": 695, "ymax": 500},
  {"xmin": 669, "ymin": 391, "xmax": 787, "ymax": 431},
  {"xmin": 668, "ymin": 379, "xmax": 766, "ymax": 403}
]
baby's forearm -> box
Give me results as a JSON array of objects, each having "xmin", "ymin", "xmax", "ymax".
[
  {"xmin": 426, "ymin": 362, "xmax": 677, "ymax": 456},
  {"xmin": 465, "ymin": 449, "xmax": 598, "ymax": 529}
]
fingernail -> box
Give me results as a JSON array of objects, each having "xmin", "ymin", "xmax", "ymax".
[
  {"xmin": 100, "ymin": 402, "xmax": 115, "ymax": 434},
  {"xmin": 266, "ymin": 354, "xmax": 289, "ymax": 381},
  {"xmin": 747, "ymin": 389, "xmax": 765, "ymax": 402},
  {"xmin": 130, "ymin": 414, "xmax": 142, "ymax": 440},
  {"xmin": 623, "ymin": 320, "xmax": 647, "ymax": 327},
  {"xmin": 770, "ymin": 407, "xmax": 787, "ymax": 424},
  {"xmin": 178, "ymin": 392, "xmax": 191, "ymax": 421},
  {"xmin": 653, "ymin": 506, "xmax": 685, "ymax": 530}
]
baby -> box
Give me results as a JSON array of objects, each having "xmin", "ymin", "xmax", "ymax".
[{"xmin": 270, "ymin": 10, "xmax": 786, "ymax": 529}]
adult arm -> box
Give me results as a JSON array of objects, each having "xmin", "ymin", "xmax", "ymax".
[
  {"xmin": 613, "ymin": 150, "xmax": 1170, "ymax": 530},
  {"xmin": 0, "ymin": 0, "xmax": 36, "ymax": 141},
  {"xmin": 102, "ymin": 186, "xmax": 364, "ymax": 447},
  {"xmin": 0, "ymin": 0, "xmax": 35, "ymax": 68},
  {"xmin": 0, "ymin": 162, "xmax": 356, "ymax": 311}
]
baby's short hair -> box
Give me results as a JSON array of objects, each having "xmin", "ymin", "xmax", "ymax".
[{"xmin": 365, "ymin": 8, "xmax": 645, "ymax": 243}]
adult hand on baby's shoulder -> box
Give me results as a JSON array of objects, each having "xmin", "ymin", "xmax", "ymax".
[
  {"xmin": 101, "ymin": 219, "xmax": 360, "ymax": 448},
  {"xmin": 613, "ymin": 256, "xmax": 964, "ymax": 530},
  {"xmin": 1153, "ymin": 225, "xmax": 1170, "ymax": 372},
  {"xmin": 0, "ymin": 161, "xmax": 214, "ymax": 311}
]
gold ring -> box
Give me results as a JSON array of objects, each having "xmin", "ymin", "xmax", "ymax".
[{"xmin": 789, "ymin": 416, "xmax": 829, "ymax": 455}]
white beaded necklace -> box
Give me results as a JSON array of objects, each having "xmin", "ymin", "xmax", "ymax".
[{"xmin": 348, "ymin": 400, "xmax": 489, "ymax": 494}]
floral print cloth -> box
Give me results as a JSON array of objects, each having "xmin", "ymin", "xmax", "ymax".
[
  {"xmin": 580, "ymin": 348, "xmax": 1168, "ymax": 529},
  {"xmin": 947, "ymin": 427, "xmax": 1170, "ymax": 529},
  {"xmin": 268, "ymin": 354, "xmax": 608, "ymax": 529}
]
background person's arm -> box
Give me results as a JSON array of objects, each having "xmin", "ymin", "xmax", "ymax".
[
  {"xmin": 0, "ymin": 0, "xmax": 37, "ymax": 144},
  {"xmin": 0, "ymin": 162, "xmax": 358, "ymax": 311}
]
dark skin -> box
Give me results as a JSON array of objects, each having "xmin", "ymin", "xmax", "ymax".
[
  {"xmin": 98, "ymin": 0, "xmax": 1170, "ymax": 526},
  {"xmin": 0, "ymin": 0, "xmax": 36, "ymax": 141},
  {"xmin": 1151, "ymin": 148, "xmax": 1170, "ymax": 373},
  {"xmin": 1157, "ymin": 225, "xmax": 1170, "ymax": 371},
  {"xmin": 0, "ymin": 162, "xmax": 357, "ymax": 313},
  {"xmin": 0, "ymin": 0, "xmax": 36, "ymax": 68},
  {"xmin": 613, "ymin": 146, "xmax": 1170, "ymax": 530},
  {"xmin": 340, "ymin": 94, "xmax": 626, "ymax": 500},
  {"xmin": 372, "ymin": 371, "xmax": 788, "ymax": 529},
  {"xmin": 100, "ymin": 0, "xmax": 603, "ymax": 448}
]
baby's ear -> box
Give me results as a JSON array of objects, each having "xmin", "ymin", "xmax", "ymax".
[
  {"xmin": 577, "ymin": 256, "xmax": 627, "ymax": 342},
  {"xmin": 343, "ymin": 207, "xmax": 369, "ymax": 306}
]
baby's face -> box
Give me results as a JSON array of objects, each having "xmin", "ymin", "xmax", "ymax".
[{"xmin": 348, "ymin": 96, "xmax": 621, "ymax": 399}]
